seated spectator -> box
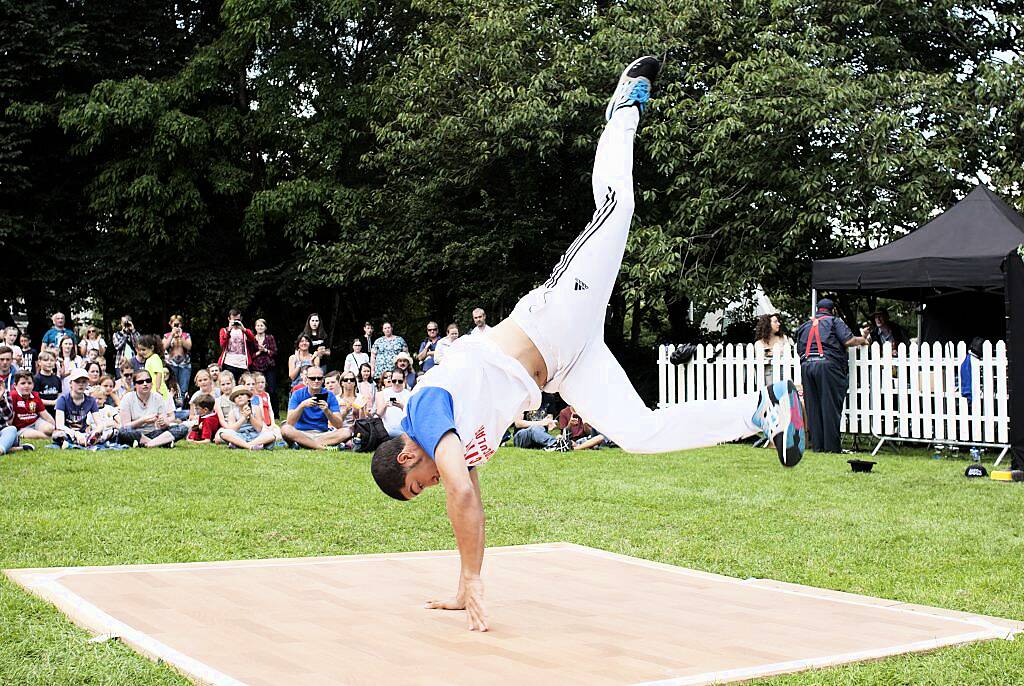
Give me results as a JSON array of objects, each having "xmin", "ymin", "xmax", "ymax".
[
  {"xmin": 33, "ymin": 351, "xmax": 62, "ymax": 411},
  {"xmin": 10, "ymin": 371, "xmax": 55, "ymax": 440},
  {"xmin": 563, "ymin": 412, "xmax": 591, "ymax": 441},
  {"xmin": 433, "ymin": 323, "xmax": 459, "ymax": 364},
  {"xmin": 215, "ymin": 371, "xmax": 237, "ymax": 427},
  {"xmin": 376, "ymin": 369, "xmax": 411, "ymax": 437},
  {"xmin": 289, "ymin": 334, "xmax": 322, "ymax": 389},
  {"xmin": 137, "ymin": 334, "xmax": 170, "ymax": 400},
  {"xmin": 163, "ymin": 315, "xmax": 193, "ymax": 395},
  {"xmin": 93, "ymin": 375, "xmax": 118, "ymax": 408},
  {"xmin": 394, "ymin": 352, "xmax": 417, "ymax": 389},
  {"xmin": 251, "ymin": 372, "xmax": 282, "ymax": 442},
  {"xmin": 324, "ymin": 370, "xmax": 342, "ymax": 403},
  {"xmin": 357, "ymin": 362, "xmax": 376, "ymax": 409},
  {"xmin": 112, "ymin": 315, "xmax": 140, "ymax": 376},
  {"xmin": 78, "ymin": 325, "xmax": 107, "ymax": 360},
  {"xmin": 215, "ymin": 386, "xmax": 276, "ymax": 451},
  {"xmin": 56, "ymin": 335, "xmax": 85, "ymax": 393},
  {"xmin": 165, "ymin": 372, "xmax": 189, "ymax": 421},
  {"xmin": 85, "ymin": 361, "xmax": 102, "ymax": 389},
  {"xmin": 336, "ymin": 371, "xmax": 366, "ymax": 434},
  {"xmin": 281, "ymin": 366, "xmax": 351, "ymax": 450},
  {"xmin": 511, "ymin": 414, "xmax": 559, "ymax": 449},
  {"xmin": 113, "ymin": 360, "xmax": 136, "ymax": 401},
  {"xmin": 53, "ymin": 369, "xmax": 101, "ymax": 448},
  {"xmin": 1, "ymin": 385, "xmax": 35, "ymax": 455},
  {"xmin": 0, "ymin": 346, "xmax": 16, "ymax": 389},
  {"xmin": 117, "ymin": 370, "xmax": 188, "ymax": 448},
  {"xmin": 89, "ymin": 385, "xmax": 121, "ymax": 433},
  {"xmin": 344, "ymin": 339, "xmax": 369, "ymax": 375},
  {"xmin": 189, "ymin": 369, "xmax": 218, "ymax": 413},
  {"xmin": 19, "ymin": 331, "xmax": 38, "ymax": 374},
  {"xmin": 187, "ymin": 394, "xmax": 220, "ymax": 444},
  {"xmin": 4, "ymin": 327, "xmax": 23, "ymax": 367}
]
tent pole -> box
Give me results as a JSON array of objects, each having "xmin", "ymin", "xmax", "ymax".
[
  {"xmin": 917, "ymin": 302, "xmax": 922, "ymax": 340},
  {"xmin": 811, "ymin": 288, "xmax": 817, "ymax": 316}
]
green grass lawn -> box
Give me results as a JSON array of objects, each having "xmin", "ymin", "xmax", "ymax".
[{"xmin": 1, "ymin": 441, "xmax": 1022, "ymax": 685}]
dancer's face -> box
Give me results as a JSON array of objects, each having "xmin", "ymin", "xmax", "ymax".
[{"xmin": 398, "ymin": 438, "xmax": 441, "ymax": 500}]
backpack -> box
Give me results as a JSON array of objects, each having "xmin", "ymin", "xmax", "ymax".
[{"xmin": 351, "ymin": 416, "xmax": 390, "ymax": 452}]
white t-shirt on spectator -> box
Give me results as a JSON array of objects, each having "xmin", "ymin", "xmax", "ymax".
[
  {"xmin": 223, "ymin": 329, "xmax": 248, "ymax": 369},
  {"xmin": 121, "ymin": 391, "xmax": 170, "ymax": 423},
  {"xmin": 434, "ymin": 337, "xmax": 456, "ymax": 364},
  {"xmin": 470, "ymin": 325, "xmax": 491, "ymax": 336},
  {"xmin": 378, "ymin": 387, "xmax": 411, "ymax": 436},
  {"xmin": 344, "ymin": 351, "xmax": 369, "ymax": 374}
]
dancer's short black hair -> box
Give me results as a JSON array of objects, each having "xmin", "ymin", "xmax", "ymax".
[{"xmin": 372, "ymin": 435, "xmax": 411, "ymax": 501}]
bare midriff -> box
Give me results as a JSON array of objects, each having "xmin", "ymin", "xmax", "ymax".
[{"xmin": 488, "ymin": 320, "xmax": 548, "ymax": 390}]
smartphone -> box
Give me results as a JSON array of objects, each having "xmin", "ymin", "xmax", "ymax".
[{"xmin": 314, "ymin": 392, "xmax": 329, "ymax": 403}]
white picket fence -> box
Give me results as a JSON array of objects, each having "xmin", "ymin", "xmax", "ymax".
[{"xmin": 657, "ymin": 341, "xmax": 1010, "ymax": 454}]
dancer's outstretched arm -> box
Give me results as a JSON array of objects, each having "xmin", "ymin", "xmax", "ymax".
[{"xmin": 427, "ymin": 432, "xmax": 489, "ymax": 631}]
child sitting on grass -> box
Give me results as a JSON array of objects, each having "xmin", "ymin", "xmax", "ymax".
[
  {"xmin": 53, "ymin": 368, "xmax": 101, "ymax": 448},
  {"xmin": 33, "ymin": 351, "xmax": 62, "ymax": 411},
  {"xmin": 11, "ymin": 371, "xmax": 55, "ymax": 440},
  {"xmin": 214, "ymin": 370, "xmax": 236, "ymax": 428},
  {"xmin": 215, "ymin": 386, "xmax": 276, "ymax": 451},
  {"xmin": 187, "ymin": 394, "xmax": 220, "ymax": 444}
]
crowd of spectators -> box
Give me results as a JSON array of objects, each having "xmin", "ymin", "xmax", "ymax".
[{"xmin": 2, "ymin": 306, "xmax": 601, "ymax": 455}]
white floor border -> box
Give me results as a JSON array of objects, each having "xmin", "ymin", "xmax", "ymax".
[{"xmin": 6, "ymin": 542, "xmax": 1021, "ymax": 686}]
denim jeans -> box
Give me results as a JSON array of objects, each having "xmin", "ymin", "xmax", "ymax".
[
  {"xmin": 0, "ymin": 426, "xmax": 18, "ymax": 453},
  {"xmin": 168, "ymin": 363, "xmax": 192, "ymax": 397},
  {"xmin": 513, "ymin": 425, "xmax": 556, "ymax": 449}
]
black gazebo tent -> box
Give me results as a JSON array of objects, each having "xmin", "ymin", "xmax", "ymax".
[
  {"xmin": 814, "ymin": 185, "xmax": 1024, "ymax": 298},
  {"xmin": 812, "ymin": 185, "xmax": 1024, "ymax": 343}
]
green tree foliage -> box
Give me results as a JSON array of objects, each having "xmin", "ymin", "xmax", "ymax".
[{"xmin": 2, "ymin": 0, "xmax": 1021, "ymax": 360}]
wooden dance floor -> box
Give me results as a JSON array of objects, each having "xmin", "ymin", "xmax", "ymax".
[{"xmin": 6, "ymin": 543, "xmax": 1021, "ymax": 686}]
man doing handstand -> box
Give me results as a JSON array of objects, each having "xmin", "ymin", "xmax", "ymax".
[{"xmin": 371, "ymin": 57, "xmax": 805, "ymax": 631}]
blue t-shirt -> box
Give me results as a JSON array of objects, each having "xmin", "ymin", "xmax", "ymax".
[
  {"xmin": 401, "ymin": 387, "xmax": 457, "ymax": 459},
  {"xmin": 288, "ymin": 386, "xmax": 341, "ymax": 432},
  {"xmin": 55, "ymin": 393, "xmax": 99, "ymax": 431}
]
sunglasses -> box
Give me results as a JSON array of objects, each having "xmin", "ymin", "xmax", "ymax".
[
  {"xmin": 342, "ymin": 378, "xmax": 356, "ymax": 382},
  {"xmin": 392, "ymin": 378, "xmax": 405, "ymax": 383},
  {"xmin": 427, "ymin": 328, "xmax": 438, "ymax": 332},
  {"xmin": 135, "ymin": 378, "xmax": 152, "ymax": 384},
  {"xmin": 306, "ymin": 375, "xmax": 324, "ymax": 381}
]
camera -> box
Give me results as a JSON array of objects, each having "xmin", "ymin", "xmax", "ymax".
[
  {"xmin": 313, "ymin": 392, "xmax": 329, "ymax": 403},
  {"xmin": 231, "ymin": 320, "xmax": 243, "ymax": 328}
]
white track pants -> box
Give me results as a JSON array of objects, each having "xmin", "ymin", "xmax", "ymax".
[{"xmin": 510, "ymin": 108, "xmax": 760, "ymax": 454}]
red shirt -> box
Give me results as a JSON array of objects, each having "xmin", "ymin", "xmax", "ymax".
[
  {"xmin": 255, "ymin": 392, "xmax": 273, "ymax": 425},
  {"xmin": 188, "ymin": 412, "xmax": 221, "ymax": 441},
  {"xmin": 10, "ymin": 388, "xmax": 44, "ymax": 429}
]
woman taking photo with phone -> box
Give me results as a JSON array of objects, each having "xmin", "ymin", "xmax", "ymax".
[
  {"xmin": 218, "ymin": 309, "xmax": 256, "ymax": 380},
  {"xmin": 163, "ymin": 315, "xmax": 193, "ymax": 394}
]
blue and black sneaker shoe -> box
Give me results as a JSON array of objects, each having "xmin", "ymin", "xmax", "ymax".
[
  {"xmin": 751, "ymin": 380, "xmax": 805, "ymax": 467},
  {"xmin": 605, "ymin": 56, "xmax": 661, "ymax": 122}
]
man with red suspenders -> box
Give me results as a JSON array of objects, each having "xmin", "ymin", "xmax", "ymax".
[{"xmin": 795, "ymin": 299, "xmax": 866, "ymax": 453}]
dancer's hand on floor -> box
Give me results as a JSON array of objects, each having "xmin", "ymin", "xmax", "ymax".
[{"xmin": 425, "ymin": 575, "xmax": 488, "ymax": 631}]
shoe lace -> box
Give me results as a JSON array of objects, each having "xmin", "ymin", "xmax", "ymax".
[{"xmin": 628, "ymin": 80, "xmax": 650, "ymax": 103}]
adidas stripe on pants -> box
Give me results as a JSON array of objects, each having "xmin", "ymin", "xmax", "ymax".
[{"xmin": 510, "ymin": 107, "xmax": 760, "ymax": 453}]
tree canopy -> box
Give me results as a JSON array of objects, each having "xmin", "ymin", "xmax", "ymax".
[{"xmin": 2, "ymin": 0, "xmax": 1021, "ymax": 370}]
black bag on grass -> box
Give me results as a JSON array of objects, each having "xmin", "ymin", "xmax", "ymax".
[{"xmin": 352, "ymin": 417, "xmax": 390, "ymax": 452}]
